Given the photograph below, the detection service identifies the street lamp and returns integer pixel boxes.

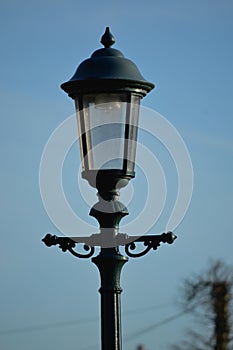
[42,27,176,350]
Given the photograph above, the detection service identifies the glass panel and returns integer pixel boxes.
[124,94,140,172]
[76,93,141,173]
[76,93,128,171]
[75,99,93,171]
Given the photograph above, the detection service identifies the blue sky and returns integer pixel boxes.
[1,1,233,350]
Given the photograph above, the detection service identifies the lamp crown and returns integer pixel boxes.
[101,27,115,48]
[61,27,154,98]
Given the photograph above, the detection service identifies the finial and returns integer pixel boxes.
[100,27,115,48]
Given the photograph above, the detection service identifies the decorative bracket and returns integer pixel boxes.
[124,232,177,258]
[42,234,95,259]
[42,232,176,259]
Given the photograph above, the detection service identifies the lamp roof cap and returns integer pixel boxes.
[61,27,154,98]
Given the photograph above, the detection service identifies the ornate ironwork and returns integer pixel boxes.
[42,232,176,259]
[42,234,95,259]
[124,232,177,258]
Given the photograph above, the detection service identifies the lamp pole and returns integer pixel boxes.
[92,249,127,350]
[42,27,176,350]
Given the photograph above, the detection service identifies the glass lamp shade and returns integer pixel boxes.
[75,92,141,188]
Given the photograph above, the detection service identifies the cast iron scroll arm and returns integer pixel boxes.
[42,234,95,259]
[124,232,177,258]
[42,232,176,258]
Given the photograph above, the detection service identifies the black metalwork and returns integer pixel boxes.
[42,231,176,350]
[100,26,115,48]
[42,234,95,259]
[42,232,176,258]
[43,27,177,350]
[61,27,154,192]
[61,27,154,98]
[92,248,128,350]
[124,232,177,258]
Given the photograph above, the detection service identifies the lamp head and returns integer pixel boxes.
[61,27,154,191]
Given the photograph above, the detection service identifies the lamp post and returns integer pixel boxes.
[42,27,176,350]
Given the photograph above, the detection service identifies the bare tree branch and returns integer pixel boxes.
[171,260,233,350]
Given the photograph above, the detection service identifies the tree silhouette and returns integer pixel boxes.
[171,260,233,350]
